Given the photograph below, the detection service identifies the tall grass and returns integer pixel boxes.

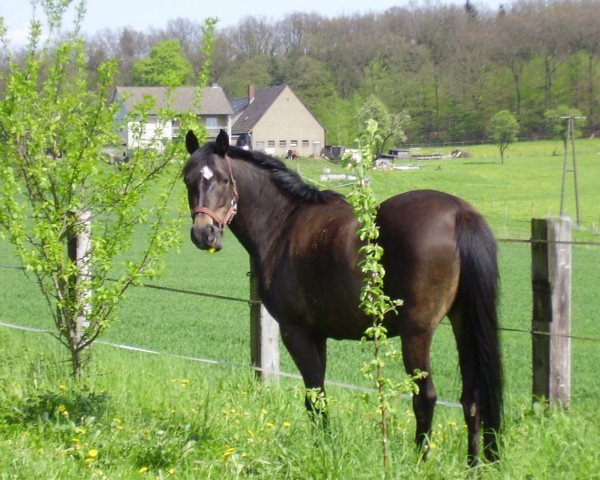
[1,328,599,478]
[1,138,599,476]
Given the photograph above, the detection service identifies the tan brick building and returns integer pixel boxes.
[230,85,324,157]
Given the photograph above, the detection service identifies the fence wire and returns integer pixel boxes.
[0,320,462,408]
[1,235,600,345]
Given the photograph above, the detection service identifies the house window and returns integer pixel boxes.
[255,141,265,150]
[205,117,218,129]
[279,140,287,148]
[172,119,181,138]
[268,140,275,148]
[302,140,309,147]
[290,140,298,148]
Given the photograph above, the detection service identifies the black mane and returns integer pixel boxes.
[184,142,344,204]
[229,145,343,203]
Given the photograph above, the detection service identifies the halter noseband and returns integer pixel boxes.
[191,154,239,231]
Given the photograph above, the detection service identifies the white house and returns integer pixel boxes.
[113,85,233,150]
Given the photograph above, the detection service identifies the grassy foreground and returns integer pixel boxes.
[1,138,599,477]
[1,329,599,479]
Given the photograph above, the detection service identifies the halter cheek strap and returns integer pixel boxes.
[191,155,239,232]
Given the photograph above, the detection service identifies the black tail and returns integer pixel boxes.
[455,209,503,459]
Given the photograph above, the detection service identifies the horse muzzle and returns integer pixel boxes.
[190,223,223,252]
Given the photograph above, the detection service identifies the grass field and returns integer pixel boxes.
[1,138,599,477]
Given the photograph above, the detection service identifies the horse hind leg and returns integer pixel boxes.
[458,351,482,467]
[449,312,483,467]
[401,332,437,458]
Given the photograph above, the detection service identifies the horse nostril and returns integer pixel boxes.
[190,224,222,251]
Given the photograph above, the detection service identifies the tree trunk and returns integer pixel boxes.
[511,67,523,121]
[587,54,597,133]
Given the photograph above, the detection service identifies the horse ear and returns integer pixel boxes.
[214,129,230,155]
[186,130,200,154]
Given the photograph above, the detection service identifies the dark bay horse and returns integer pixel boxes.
[183,129,502,466]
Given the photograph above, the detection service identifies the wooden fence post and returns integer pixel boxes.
[531,217,571,408]
[249,263,280,384]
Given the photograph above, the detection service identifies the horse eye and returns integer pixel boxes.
[222,177,230,185]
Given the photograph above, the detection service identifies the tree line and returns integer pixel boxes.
[8,0,600,146]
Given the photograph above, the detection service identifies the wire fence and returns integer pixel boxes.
[1,235,598,409]
[1,235,600,345]
[0,319,463,408]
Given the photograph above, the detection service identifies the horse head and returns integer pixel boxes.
[183,130,238,252]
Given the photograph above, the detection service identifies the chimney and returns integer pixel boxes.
[248,84,255,104]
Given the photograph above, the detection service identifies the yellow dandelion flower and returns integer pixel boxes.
[266,422,275,428]
[247,429,254,437]
[76,427,87,434]
[58,384,67,391]
[71,437,80,443]
[87,448,98,458]
[261,408,268,415]
[57,405,66,413]
[138,466,148,474]
[283,421,291,428]
[222,447,235,460]
[168,468,176,475]
[111,418,123,430]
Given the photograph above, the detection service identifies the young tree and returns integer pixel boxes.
[358,95,409,157]
[0,2,215,377]
[488,109,519,164]
[131,38,193,86]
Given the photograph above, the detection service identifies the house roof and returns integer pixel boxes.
[230,85,287,134]
[115,86,233,115]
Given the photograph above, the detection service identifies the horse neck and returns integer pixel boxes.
[228,157,297,262]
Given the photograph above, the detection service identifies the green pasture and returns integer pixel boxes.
[1,139,599,477]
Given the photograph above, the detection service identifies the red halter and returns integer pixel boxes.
[191,154,239,231]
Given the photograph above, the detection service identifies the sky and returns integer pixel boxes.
[2,0,504,45]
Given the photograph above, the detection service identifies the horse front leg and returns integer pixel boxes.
[279,324,328,423]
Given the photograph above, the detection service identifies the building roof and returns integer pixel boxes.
[115,85,233,115]
[230,85,287,134]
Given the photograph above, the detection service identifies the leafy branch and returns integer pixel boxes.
[343,119,425,476]
[0,2,215,377]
